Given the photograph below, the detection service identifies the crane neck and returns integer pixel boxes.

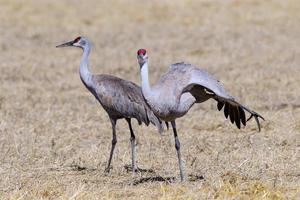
[140,60,153,99]
[80,45,93,88]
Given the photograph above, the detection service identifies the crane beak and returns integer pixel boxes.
[56,40,74,48]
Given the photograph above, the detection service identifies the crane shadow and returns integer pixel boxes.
[68,164,97,172]
[132,176,176,185]
[188,174,205,182]
[48,164,97,172]
[130,173,204,185]
[124,164,156,174]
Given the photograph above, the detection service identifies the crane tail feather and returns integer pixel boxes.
[165,122,169,130]
[147,110,164,134]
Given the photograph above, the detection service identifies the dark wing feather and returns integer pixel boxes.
[234,106,240,129]
[224,103,229,119]
[216,99,263,131]
[168,63,264,131]
[217,101,224,111]
[239,107,246,126]
[229,105,235,124]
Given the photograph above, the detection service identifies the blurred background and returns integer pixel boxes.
[0,0,299,199]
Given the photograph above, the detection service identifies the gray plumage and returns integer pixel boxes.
[137,49,264,181]
[153,62,262,130]
[56,37,163,174]
[89,74,163,131]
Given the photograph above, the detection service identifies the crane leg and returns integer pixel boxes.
[105,118,117,173]
[171,120,184,182]
[126,118,136,175]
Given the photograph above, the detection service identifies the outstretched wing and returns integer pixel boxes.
[172,63,264,131]
[215,97,264,131]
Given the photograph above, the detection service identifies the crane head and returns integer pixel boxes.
[137,49,148,66]
[56,36,86,48]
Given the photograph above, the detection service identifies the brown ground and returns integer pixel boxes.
[0,0,300,199]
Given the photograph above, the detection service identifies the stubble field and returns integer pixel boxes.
[0,0,300,199]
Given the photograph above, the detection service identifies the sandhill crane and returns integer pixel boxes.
[136,49,264,181]
[56,37,163,174]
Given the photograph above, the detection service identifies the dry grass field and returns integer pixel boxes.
[1,0,300,199]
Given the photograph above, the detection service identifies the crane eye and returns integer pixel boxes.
[74,36,81,43]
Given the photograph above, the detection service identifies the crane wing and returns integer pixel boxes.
[93,75,163,134]
[171,63,264,131]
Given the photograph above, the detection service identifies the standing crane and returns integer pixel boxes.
[136,49,264,181]
[56,37,163,174]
